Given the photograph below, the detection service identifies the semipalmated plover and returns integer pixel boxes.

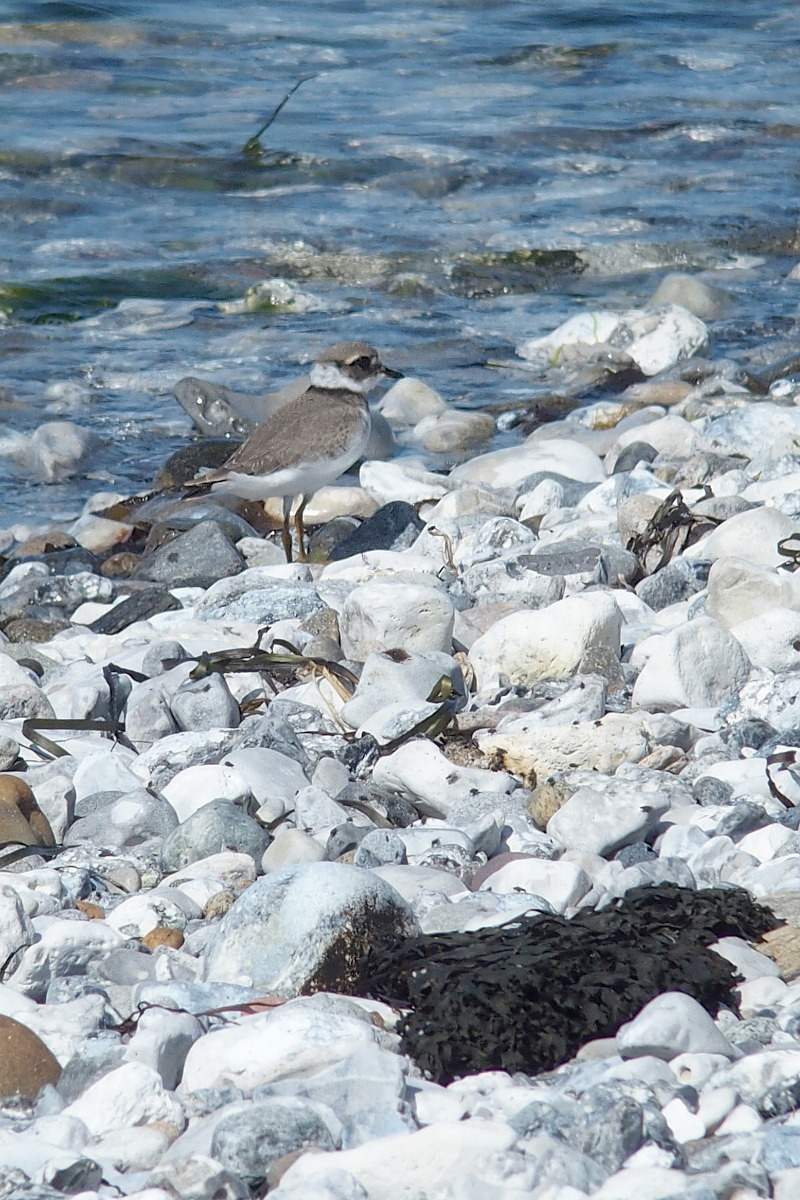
[191,341,402,561]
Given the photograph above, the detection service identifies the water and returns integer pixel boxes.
[0,0,798,528]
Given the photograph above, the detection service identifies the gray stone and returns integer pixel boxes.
[353,829,407,868]
[141,639,189,677]
[326,822,370,859]
[0,682,55,720]
[229,711,310,768]
[56,1035,126,1102]
[65,787,179,849]
[650,272,734,320]
[88,587,181,635]
[133,520,244,589]
[328,502,424,561]
[124,677,180,749]
[145,1156,248,1200]
[636,558,708,611]
[529,539,639,585]
[612,441,657,474]
[211,1098,337,1184]
[170,673,241,733]
[759,1126,800,1171]
[203,862,416,994]
[29,570,113,615]
[516,472,596,506]
[160,800,269,872]
[567,1084,650,1173]
[462,550,566,609]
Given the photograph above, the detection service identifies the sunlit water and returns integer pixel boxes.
[0,0,798,527]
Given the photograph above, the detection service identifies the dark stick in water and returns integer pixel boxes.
[242,75,317,156]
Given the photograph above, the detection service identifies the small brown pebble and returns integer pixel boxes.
[0,1015,61,1100]
[11,531,76,557]
[3,618,70,643]
[100,551,141,578]
[75,900,105,920]
[528,777,574,828]
[621,379,693,408]
[203,889,236,920]
[0,775,54,846]
[142,927,184,950]
[266,1148,308,1190]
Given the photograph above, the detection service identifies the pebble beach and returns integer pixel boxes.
[3,3,800,1199]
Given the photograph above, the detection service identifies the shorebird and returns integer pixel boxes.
[190,341,402,561]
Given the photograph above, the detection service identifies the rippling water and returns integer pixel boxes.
[0,0,798,527]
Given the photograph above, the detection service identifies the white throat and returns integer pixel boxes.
[309,362,375,393]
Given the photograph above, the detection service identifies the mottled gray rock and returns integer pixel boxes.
[0,681,55,720]
[203,862,416,994]
[636,558,709,610]
[124,677,179,748]
[145,1155,249,1200]
[194,566,324,623]
[229,710,310,768]
[134,520,244,589]
[353,829,407,868]
[141,639,189,676]
[211,1098,337,1184]
[170,673,240,733]
[0,733,20,771]
[56,1035,126,1102]
[462,550,566,609]
[65,787,179,849]
[160,800,269,872]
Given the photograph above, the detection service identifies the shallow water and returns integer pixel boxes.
[0,0,798,527]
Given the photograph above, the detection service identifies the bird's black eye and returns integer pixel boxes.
[353,356,374,371]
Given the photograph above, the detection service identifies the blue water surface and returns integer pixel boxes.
[0,0,797,525]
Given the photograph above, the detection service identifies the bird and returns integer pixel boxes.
[189,341,402,562]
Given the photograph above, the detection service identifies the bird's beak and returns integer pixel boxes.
[381,365,404,379]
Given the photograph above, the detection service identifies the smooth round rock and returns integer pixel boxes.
[650,272,733,320]
[617,992,738,1061]
[170,674,240,733]
[160,800,269,873]
[133,520,244,589]
[0,1014,61,1100]
[211,1098,336,1183]
[0,775,54,847]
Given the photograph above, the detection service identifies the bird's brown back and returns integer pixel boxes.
[221,386,368,476]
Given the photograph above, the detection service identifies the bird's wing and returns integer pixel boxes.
[222,388,368,475]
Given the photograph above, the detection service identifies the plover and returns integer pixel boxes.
[191,341,402,561]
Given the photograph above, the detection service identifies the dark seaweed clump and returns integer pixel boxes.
[356,884,779,1084]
